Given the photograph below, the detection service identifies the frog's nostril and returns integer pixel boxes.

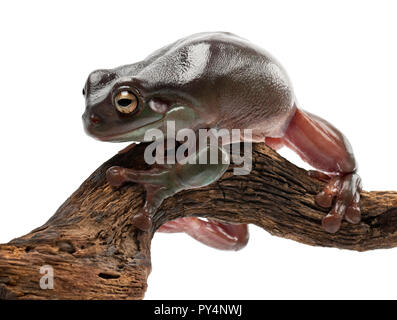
[90,113,101,125]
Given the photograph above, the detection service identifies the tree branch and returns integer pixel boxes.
[1,143,396,300]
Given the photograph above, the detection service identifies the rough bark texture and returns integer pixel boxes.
[1,143,397,300]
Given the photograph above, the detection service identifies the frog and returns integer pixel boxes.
[82,32,362,251]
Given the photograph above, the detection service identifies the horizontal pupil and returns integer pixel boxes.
[118,98,132,107]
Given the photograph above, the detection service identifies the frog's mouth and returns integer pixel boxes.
[96,117,165,143]
[90,105,198,143]
[83,103,164,143]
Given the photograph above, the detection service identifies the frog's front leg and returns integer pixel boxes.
[106,142,232,234]
[106,165,176,230]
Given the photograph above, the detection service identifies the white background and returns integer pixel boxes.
[1,0,396,299]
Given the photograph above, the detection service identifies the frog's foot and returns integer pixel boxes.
[106,166,173,231]
[106,143,230,233]
[315,172,362,233]
[159,218,249,251]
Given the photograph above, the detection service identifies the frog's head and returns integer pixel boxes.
[82,68,197,143]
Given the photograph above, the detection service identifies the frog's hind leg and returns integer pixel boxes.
[265,137,285,151]
[159,218,249,251]
[281,108,362,233]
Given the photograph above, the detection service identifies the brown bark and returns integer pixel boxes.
[1,143,396,300]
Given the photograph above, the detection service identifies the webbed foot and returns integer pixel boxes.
[105,143,230,237]
[314,172,362,233]
[106,166,173,231]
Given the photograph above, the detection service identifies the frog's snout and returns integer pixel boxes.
[82,111,101,126]
[88,113,101,125]
[82,110,103,139]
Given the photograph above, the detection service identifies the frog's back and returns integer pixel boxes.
[137,32,296,137]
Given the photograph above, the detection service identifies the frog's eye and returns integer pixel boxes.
[114,91,138,114]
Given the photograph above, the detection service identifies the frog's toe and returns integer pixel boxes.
[315,176,340,209]
[322,213,342,234]
[106,166,127,187]
[345,194,361,224]
[316,173,362,233]
[131,210,152,231]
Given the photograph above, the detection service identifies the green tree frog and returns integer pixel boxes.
[82,32,361,250]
